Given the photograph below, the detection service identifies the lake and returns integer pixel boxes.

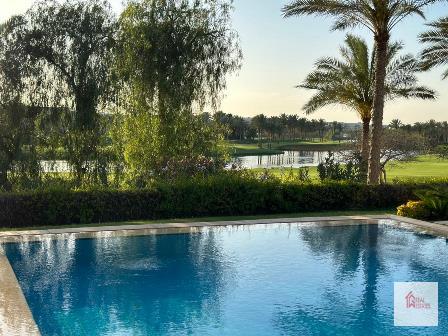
[40,151,342,172]
[41,160,71,173]
[231,151,341,169]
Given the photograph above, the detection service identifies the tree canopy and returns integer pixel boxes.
[299,34,435,166]
[114,0,242,181]
[7,0,118,185]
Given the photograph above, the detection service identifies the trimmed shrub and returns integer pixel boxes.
[397,186,448,220]
[397,201,432,220]
[0,177,446,228]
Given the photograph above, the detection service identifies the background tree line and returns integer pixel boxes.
[215,110,448,148]
[214,112,344,143]
[389,119,448,146]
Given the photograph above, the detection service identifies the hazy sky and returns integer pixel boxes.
[2,0,448,123]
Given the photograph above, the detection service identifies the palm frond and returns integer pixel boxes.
[302,92,339,114]
[282,0,375,32]
[298,32,436,118]
[283,0,441,34]
[419,17,448,77]
[386,86,436,100]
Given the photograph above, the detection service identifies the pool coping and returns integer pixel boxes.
[0,255,41,336]
[0,214,409,239]
[0,214,446,336]
[0,214,447,241]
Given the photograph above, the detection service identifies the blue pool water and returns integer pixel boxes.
[3,223,448,335]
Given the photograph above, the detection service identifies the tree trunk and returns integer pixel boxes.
[0,170,8,191]
[0,161,11,191]
[361,117,371,180]
[368,34,389,184]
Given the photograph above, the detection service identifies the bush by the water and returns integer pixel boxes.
[1,173,446,228]
[317,152,363,182]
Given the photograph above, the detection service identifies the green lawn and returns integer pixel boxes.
[251,155,448,182]
[385,155,448,180]
[1,209,395,232]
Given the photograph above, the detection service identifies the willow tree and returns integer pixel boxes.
[283,0,440,184]
[115,0,241,181]
[300,35,435,175]
[0,16,41,190]
[16,0,116,185]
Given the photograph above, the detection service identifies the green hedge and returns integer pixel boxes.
[0,177,445,228]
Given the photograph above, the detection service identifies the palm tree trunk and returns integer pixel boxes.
[368,35,389,184]
[361,118,370,161]
[361,117,370,179]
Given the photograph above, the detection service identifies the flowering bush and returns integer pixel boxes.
[397,186,448,220]
[397,201,432,220]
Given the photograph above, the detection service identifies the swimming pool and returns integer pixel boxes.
[2,219,448,335]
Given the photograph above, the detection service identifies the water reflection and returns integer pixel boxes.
[273,225,448,336]
[40,160,71,173]
[232,151,346,169]
[4,230,233,336]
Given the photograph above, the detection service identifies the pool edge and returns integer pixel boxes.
[0,215,446,243]
[0,214,388,239]
[0,254,41,336]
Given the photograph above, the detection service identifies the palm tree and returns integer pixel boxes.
[282,0,440,184]
[251,114,267,146]
[298,117,307,139]
[420,17,448,78]
[389,119,403,129]
[317,118,326,141]
[299,35,435,171]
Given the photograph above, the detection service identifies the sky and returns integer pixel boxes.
[2,0,448,123]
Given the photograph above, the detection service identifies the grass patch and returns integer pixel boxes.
[386,155,448,179]
[1,209,395,232]
[251,155,448,182]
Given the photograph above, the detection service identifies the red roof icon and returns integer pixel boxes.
[406,291,416,308]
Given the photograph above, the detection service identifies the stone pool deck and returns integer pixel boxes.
[0,253,40,336]
[0,214,447,335]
